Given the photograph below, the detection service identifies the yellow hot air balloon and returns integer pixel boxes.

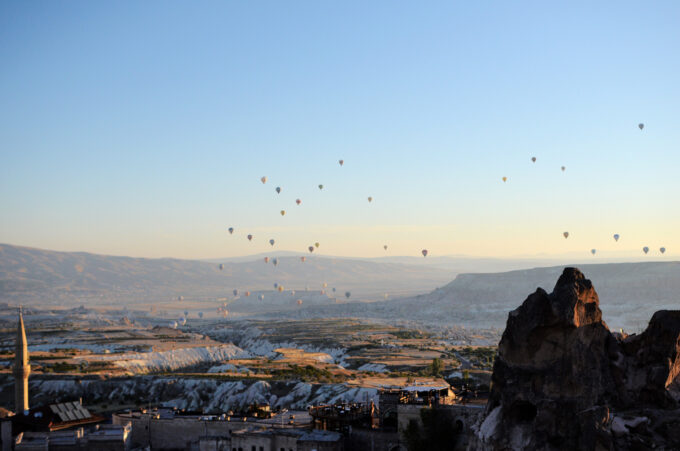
[502,177,507,183]
[280,210,286,216]
[322,282,328,288]
[278,286,284,292]
[261,176,267,184]
[315,242,320,248]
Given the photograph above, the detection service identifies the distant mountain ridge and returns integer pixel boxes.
[0,243,454,306]
[274,262,680,331]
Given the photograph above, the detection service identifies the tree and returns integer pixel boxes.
[429,358,443,376]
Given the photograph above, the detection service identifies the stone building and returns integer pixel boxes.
[13,423,132,451]
[112,407,340,451]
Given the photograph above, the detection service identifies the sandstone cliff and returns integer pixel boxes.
[470,268,680,450]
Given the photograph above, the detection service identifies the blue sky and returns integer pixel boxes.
[1,1,679,259]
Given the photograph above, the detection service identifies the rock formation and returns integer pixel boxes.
[470,267,680,450]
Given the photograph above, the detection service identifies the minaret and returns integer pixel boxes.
[13,307,30,413]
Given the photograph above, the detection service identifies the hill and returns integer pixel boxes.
[0,243,454,306]
[275,262,680,331]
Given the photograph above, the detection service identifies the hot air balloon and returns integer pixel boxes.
[264,257,270,263]
[170,321,178,329]
[233,289,239,296]
[321,289,325,295]
[178,296,184,301]
[280,210,286,216]
[308,246,314,253]
[643,246,649,254]
[274,283,278,288]
[269,239,275,246]
[531,157,536,163]
[318,184,324,190]
[261,176,267,184]
[502,177,507,183]
[384,293,389,299]
[338,159,344,166]
[383,245,388,251]
[638,123,644,130]
[276,187,281,194]
[368,196,373,202]
[296,199,301,205]
[219,263,224,270]
[258,294,265,301]
[561,166,566,172]
[245,291,250,297]
[300,256,306,262]
[591,249,597,255]
[198,312,204,319]
[422,249,428,257]
[322,282,328,288]
[660,247,666,254]
[291,290,296,296]
[273,258,278,266]
[345,291,351,299]
[297,299,303,305]
[247,234,253,241]
[228,227,234,234]
[278,286,284,292]
[332,287,336,293]
[184,310,188,317]
[222,310,228,318]
[613,234,620,242]
[180,317,187,326]
[563,232,569,239]
[315,242,320,248]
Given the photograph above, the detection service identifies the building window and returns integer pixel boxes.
[252,447,256,451]
[259,448,264,451]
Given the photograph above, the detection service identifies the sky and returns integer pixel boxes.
[1,1,679,260]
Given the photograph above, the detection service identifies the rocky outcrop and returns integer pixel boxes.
[470,268,680,450]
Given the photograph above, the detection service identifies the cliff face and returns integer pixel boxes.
[471,268,680,450]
